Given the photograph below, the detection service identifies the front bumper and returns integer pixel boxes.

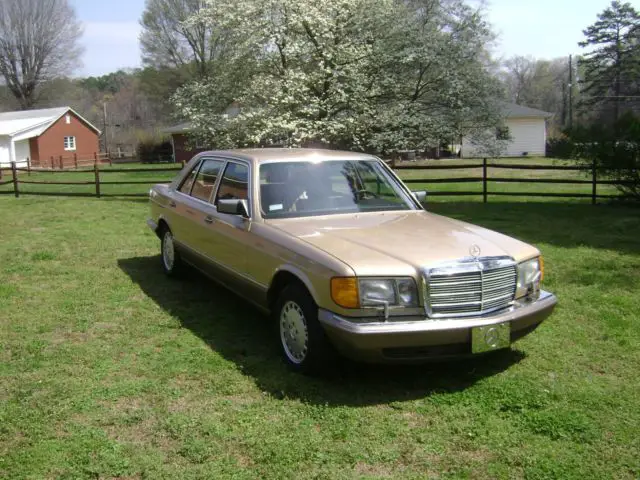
[146,218,158,232]
[318,290,557,363]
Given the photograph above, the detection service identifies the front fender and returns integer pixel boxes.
[271,264,323,306]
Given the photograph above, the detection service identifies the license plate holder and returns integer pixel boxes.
[471,322,511,354]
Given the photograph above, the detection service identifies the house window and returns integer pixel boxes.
[65,114,71,124]
[64,136,76,151]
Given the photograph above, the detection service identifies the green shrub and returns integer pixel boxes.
[546,136,574,159]
[135,131,173,163]
[567,113,640,200]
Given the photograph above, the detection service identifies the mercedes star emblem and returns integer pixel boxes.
[484,327,500,348]
[469,244,481,258]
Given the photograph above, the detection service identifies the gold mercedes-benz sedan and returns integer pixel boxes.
[147,148,556,373]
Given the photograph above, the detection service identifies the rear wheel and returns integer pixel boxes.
[160,228,184,277]
[275,283,337,374]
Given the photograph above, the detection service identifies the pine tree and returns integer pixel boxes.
[578,1,640,124]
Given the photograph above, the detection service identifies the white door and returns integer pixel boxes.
[0,136,10,168]
[14,139,31,167]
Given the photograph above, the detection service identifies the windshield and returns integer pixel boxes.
[259,160,417,219]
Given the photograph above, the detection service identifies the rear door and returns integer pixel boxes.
[165,158,202,245]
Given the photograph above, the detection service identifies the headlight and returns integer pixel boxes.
[330,277,419,309]
[397,278,418,306]
[516,257,543,299]
[360,279,396,305]
[360,278,418,307]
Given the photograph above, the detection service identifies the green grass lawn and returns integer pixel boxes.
[1,193,639,479]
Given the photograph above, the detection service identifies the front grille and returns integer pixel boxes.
[425,257,517,317]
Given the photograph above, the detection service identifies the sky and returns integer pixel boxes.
[72,0,639,77]
[483,0,640,61]
[71,0,145,77]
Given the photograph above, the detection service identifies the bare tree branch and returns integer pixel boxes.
[0,0,83,109]
[140,0,230,77]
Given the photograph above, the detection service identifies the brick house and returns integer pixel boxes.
[164,121,207,164]
[0,107,101,168]
[164,104,240,163]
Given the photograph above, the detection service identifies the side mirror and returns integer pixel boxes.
[412,190,427,203]
[218,199,249,217]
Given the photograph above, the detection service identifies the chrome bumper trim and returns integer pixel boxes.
[146,218,158,232]
[318,291,556,336]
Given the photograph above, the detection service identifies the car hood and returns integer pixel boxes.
[268,210,539,276]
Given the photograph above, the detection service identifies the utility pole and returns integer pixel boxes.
[568,55,573,131]
[103,102,108,155]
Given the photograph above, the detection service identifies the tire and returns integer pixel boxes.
[160,227,184,277]
[274,283,338,375]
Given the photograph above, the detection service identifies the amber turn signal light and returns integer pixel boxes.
[331,277,359,309]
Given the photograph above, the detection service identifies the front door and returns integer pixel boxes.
[208,161,252,277]
[168,158,224,255]
[177,158,226,259]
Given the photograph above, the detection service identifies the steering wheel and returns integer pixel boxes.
[356,189,380,200]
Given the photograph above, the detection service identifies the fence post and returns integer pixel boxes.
[11,161,19,198]
[50,156,54,169]
[108,152,112,167]
[181,159,186,169]
[482,158,488,204]
[0,165,3,180]
[74,153,78,169]
[27,157,31,176]
[592,159,597,205]
[59,155,64,169]
[94,152,98,167]
[94,162,101,198]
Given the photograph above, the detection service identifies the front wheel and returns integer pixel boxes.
[275,284,338,374]
[160,228,184,277]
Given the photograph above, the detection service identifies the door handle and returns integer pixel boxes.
[204,216,214,224]
[169,200,176,208]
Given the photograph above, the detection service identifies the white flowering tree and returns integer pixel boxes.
[172,0,503,153]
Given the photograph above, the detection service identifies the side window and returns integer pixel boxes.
[178,161,200,194]
[191,159,224,202]
[215,162,249,205]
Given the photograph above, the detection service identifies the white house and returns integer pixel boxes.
[461,103,553,158]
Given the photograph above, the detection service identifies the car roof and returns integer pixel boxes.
[199,148,378,165]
